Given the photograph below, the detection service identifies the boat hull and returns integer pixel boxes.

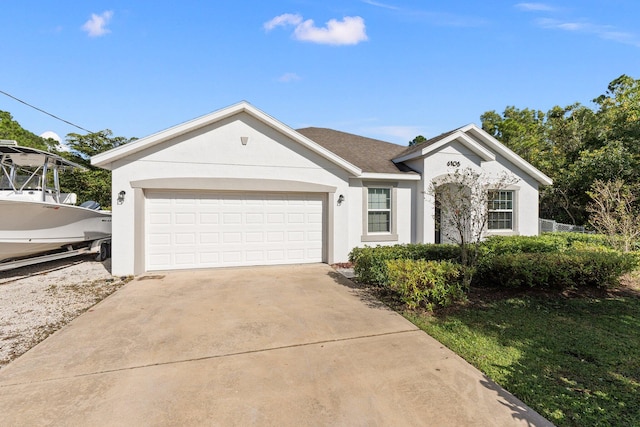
[0,199,111,262]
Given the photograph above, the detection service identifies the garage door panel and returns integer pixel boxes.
[246,213,264,224]
[175,233,196,245]
[223,232,242,243]
[288,231,304,241]
[146,191,324,270]
[199,213,219,224]
[149,213,171,225]
[222,251,242,263]
[175,253,196,265]
[245,251,264,262]
[267,231,284,242]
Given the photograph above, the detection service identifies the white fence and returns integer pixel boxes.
[539,218,586,233]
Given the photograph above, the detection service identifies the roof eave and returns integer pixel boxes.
[91,101,363,176]
[392,124,553,186]
[359,172,421,181]
[392,131,495,163]
[464,124,553,186]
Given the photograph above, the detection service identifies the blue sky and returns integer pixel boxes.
[1,1,638,146]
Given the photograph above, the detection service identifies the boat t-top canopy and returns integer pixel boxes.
[0,141,85,202]
[0,140,84,170]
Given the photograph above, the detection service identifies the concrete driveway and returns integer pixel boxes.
[0,264,551,426]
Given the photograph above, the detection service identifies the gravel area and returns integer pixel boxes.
[0,256,131,369]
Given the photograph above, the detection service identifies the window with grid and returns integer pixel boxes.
[367,188,391,233]
[488,190,513,230]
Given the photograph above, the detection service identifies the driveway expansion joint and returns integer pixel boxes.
[0,328,422,388]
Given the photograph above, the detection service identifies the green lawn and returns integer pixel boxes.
[405,292,640,427]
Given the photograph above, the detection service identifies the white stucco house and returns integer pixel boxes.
[92,101,552,276]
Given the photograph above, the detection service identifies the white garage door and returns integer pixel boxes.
[145,191,324,270]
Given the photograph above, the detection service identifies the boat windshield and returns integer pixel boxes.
[0,145,83,201]
[0,162,54,193]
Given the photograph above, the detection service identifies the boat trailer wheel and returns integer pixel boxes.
[99,241,111,261]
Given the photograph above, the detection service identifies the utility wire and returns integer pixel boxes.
[0,89,94,134]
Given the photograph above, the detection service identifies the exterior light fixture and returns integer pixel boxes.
[337,194,345,206]
[241,136,249,145]
[117,190,126,204]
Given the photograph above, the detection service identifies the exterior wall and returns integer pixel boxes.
[417,140,541,244]
[106,112,544,275]
[109,112,353,275]
[403,158,426,243]
[345,178,417,255]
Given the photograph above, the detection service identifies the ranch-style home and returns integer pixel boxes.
[92,101,552,276]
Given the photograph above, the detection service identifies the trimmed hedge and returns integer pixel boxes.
[349,234,639,292]
[474,251,638,289]
[479,233,616,257]
[349,244,461,285]
[552,232,612,248]
[480,234,568,256]
[386,259,465,310]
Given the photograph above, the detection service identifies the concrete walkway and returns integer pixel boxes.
[0,264,552,426]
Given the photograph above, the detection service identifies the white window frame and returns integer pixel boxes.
[361,182,398,242]
[487,190,515,231]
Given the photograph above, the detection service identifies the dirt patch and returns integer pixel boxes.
[0,256,131,370]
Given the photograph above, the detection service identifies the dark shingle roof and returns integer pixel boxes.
[296,127,416,174]
[394,127,462,159]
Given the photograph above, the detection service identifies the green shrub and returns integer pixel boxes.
[385,259,465,310]
[474,251,638,289]
[479,233,622,258]
[480,234,569,257]
[553,232,612,248]
[569,241,616,253]
[349,244,460,285]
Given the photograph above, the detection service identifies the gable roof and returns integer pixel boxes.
[296,127,416,175]
[90,101,550,186]
[393,124,553,186]
[395,128,460,159]
[91,101,362,176]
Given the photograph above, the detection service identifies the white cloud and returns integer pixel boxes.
[361,0,399,10]
[517,4,640,48]
[264,13,303,31]
[537,18,587,31]
[264,14,368,46]
[278,72,301,82]
[82,11,113,37]
[515,3,555,12]
[535,18,640,47]
[600,31,638,45]
[294,16,368,45]
[40,131,61,142]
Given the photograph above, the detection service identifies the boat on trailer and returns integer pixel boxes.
[0,140,111,270]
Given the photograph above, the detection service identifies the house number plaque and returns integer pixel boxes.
[447,160,461,167]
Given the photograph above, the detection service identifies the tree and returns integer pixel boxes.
[409,135,427,146]
[0,111,60,151]
[593,74,640,151]
[63,130,132,166]
[481,107,551,170]
[428,167,518,287]
[58,130,136,209]
[587,179,640,252]
[0,110,134,209]
[480,75,640,226]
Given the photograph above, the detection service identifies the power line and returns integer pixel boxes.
[0,89,94,134]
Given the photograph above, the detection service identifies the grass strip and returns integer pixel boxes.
[406,295,640,427]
